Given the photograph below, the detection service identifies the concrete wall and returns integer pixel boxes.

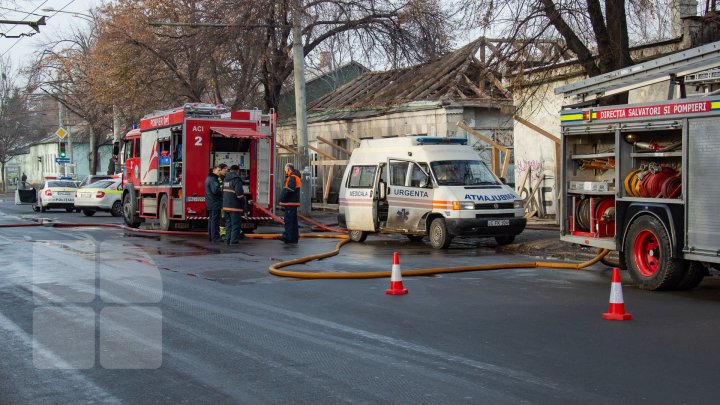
[278,104,513,202]
[278,104,511,154]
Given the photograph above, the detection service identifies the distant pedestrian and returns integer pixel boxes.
[222,165,246,244]
[278,163,301,244]
[21,172,27,183]
[205,165,223,242]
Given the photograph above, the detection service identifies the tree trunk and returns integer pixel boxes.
[89,127,97,175]
[605,0,633,71]
[0,161,5,193]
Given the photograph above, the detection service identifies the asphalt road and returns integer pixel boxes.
[1,196,720,404]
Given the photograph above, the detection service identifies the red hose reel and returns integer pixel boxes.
[570,197,615,238]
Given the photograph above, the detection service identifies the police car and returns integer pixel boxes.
[33,180,78,212]
[74,179,123,216]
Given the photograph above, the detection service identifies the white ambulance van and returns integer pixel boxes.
[338,136,526,249]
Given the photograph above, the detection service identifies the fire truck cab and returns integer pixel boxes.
[121,103,275,232]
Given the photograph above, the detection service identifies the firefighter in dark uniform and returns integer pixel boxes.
[279,163,301,244]
[222,165,246,244]
[204,165,223,242]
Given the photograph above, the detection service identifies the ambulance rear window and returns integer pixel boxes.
[348,165,376,188]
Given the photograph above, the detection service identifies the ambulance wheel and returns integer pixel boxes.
[111,201,122,217]
[429,218,452,249]
[83,209,96,217]
[495,235,515,245]
[159,195,175,231]
[624,215,686,290]
[122,192,141,228]
[349,230,368,242]
[65,207,74,213]
[406,235,424,242]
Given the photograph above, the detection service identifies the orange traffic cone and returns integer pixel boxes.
[385,252,408,295]
[602,268,632,321]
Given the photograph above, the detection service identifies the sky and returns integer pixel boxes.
[0,0,99,70]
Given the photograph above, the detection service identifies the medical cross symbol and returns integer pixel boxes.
[396,208,409,221]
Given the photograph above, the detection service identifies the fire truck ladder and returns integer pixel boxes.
[555,40,720,104]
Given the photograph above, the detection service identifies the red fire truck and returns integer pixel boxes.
[556,41,720,290]
[120,103,276,232]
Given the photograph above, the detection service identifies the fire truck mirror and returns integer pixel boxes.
[112,141,120,156]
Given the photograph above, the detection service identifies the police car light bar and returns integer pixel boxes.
[415,137,467,145]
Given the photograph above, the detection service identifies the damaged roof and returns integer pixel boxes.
[308,39,511,117]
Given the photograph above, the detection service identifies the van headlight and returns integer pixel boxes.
[452,201,475,210]
[513,200,524,209]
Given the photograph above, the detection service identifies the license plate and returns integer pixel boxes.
[82,193,92,198]
[488,219,510,227]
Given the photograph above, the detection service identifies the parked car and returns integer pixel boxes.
[33,180,78,212]
[78,174,114,188]
[74,179,123,216]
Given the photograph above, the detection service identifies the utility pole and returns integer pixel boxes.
[292,0,311,216]
[112,104,121,174]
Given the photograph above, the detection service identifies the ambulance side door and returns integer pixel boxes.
[386,159,433,232]
[342,164,379,232]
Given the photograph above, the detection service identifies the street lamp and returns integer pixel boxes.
[41,8,94,22]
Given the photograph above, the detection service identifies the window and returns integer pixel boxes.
[348,165,377,188]
[133,139,140,157]
[123,140,133,161]
[334,139,348,159]
[48,181,77,188]
[430,160,498,186]
[389,161,409,186]
[409,163,430,188]
[86,180,115,189]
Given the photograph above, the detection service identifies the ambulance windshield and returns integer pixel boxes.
[430,160,498,186]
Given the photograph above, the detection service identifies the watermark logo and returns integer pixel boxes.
[32,240,163,369]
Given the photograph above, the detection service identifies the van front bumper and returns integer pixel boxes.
[444,217,527,237]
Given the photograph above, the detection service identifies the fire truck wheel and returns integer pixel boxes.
[494,235,515,245]
[65,207,74,213]
[159,195,175,231]
[675,261,708,290]
[624,215,686,290]
[83,209,96,217]
[348,230,368,243]
[429,218,452,249]
[111,201,122,217]
[122,192,141,228]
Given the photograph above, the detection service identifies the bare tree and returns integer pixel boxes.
[28,19,115,175]
[91,0,451,114]
[455,0,675,77]
[0,59,43,191]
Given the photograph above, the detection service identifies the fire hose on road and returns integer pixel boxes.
[0,213,611,280]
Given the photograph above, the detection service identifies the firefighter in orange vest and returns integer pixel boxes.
[278,163,301,244]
